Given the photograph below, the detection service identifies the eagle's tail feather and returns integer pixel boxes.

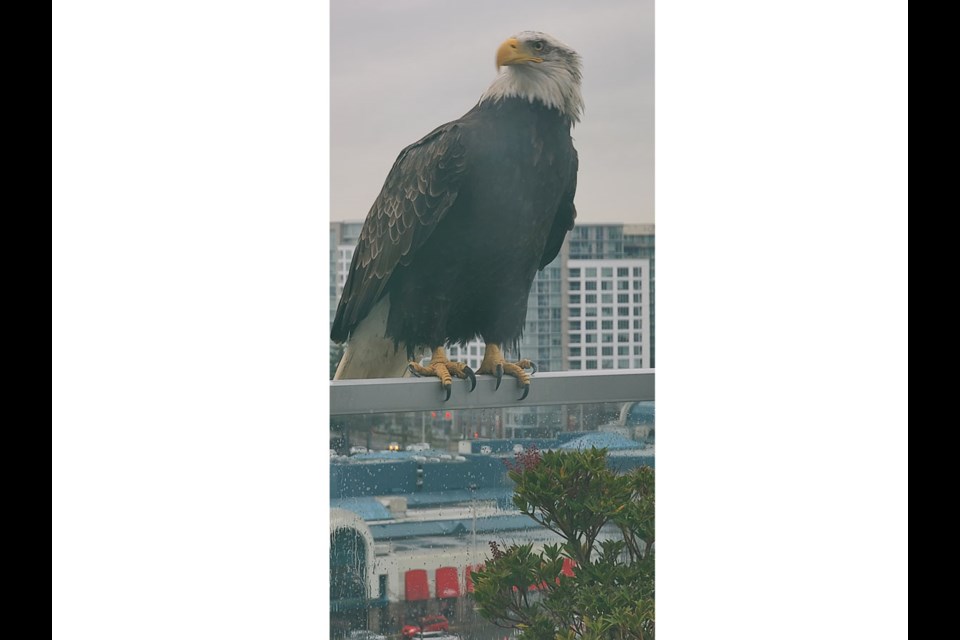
[332,297,413,380]
[334,337,411,380]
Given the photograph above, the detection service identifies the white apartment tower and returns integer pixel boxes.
[566,259,650,370]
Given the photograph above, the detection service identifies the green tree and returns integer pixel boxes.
[472,447,654,639]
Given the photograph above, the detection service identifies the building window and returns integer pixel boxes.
[586,360,598,370]
[570,308,580,317]
[601,281,612,291]
[634,346,642,355]
[602,293,613,304]
[585,281,597,291]
[602,334,613,343]
[618,358,630,368]
[618,320,629,330]
[601,267,613,277]
[633,268,641,276]
[569,295,581,304]
[618,281,630,291]
[570,360,582,370]
[602,346,613,356]
[585,334,597,343]
[602,320,613,330]
[618,333,629,343]
[586,347,597,356]
[602,359,613,369]
[585,268,597,278]
[585,307,597,317]
[569,347,581,357]
[569,321,581,331]
[569,281,580,291]
[618,346,629,356]
[585,320,597,330]
[634,333,642,342]
[601,307,613,317]
[570,268,580,278]
[633,294,642,303]
[618,306,630,316]
[570,334,581,343]
[585,294,597,304]
[618,294,629,303]
[634,320,642,329]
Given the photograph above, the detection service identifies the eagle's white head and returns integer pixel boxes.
[480,31,584,123]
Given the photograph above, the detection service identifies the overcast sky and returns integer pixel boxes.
[330,0,654,225]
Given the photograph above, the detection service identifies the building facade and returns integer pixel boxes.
[623,224,656,367]
[566,258,650,370]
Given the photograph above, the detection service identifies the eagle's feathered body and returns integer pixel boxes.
[332,32,581,382]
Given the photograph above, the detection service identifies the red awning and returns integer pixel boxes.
[465,564,483,593]
[435,567,460,598]
[405,569,430,601]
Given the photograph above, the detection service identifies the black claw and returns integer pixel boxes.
[408,363,421,377]
[494,363,503,390]
[464,366,477,392]
[518,383,530,401]
[529,361,539,375]
[443,383,451,402]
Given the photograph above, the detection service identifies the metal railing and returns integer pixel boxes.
[330,369,654,416]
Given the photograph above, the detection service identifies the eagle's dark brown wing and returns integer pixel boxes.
[539,147,578,269]
[331,123,468,342]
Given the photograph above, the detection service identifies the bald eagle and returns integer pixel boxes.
[331,31,582,401]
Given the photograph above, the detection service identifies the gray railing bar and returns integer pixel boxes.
[330,369,654,416]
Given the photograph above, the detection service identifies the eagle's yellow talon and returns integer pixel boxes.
[477,344,537,400]
[408,347,475,400]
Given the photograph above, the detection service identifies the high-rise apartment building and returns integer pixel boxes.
[623,224,656,367]
[566,258,650,370]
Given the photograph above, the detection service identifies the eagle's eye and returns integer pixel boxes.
[532,41,545,51]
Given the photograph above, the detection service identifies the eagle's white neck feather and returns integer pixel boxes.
[480,62,583,123]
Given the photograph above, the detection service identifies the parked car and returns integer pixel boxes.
[419,614,449,632]
[348,446,368,455]
[387,442,401,452]
[401,615,452,638]
[405,442,431,452]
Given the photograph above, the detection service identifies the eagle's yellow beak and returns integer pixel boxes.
[496,38,544,70]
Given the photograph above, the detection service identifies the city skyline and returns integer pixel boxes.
[330,0,654,225]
